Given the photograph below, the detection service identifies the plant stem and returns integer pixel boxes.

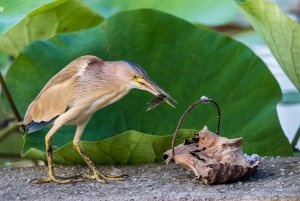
[0,72,22,122]
[171,97,221,157]
[0,121,18,142]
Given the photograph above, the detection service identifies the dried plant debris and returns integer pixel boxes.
[163,96,259,185]
[163,126,260,184]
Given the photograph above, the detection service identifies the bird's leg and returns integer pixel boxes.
[73,123,127,183]
[31,123,84,184]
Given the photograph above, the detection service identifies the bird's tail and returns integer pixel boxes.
[26,118,57,133]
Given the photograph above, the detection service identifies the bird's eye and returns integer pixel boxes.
[132,74,138,79]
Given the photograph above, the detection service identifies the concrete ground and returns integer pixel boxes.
[0,157,299,201]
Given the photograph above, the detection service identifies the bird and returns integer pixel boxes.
[23,55,175,184]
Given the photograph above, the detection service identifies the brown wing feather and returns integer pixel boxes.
[24,55,103,124]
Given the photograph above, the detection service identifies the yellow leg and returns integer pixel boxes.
[73,123,127,183]
[31,123,84,184]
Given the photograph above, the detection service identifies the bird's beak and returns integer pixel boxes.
[139,77,176,108]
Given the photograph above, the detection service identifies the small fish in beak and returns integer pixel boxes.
[147,94,176,111]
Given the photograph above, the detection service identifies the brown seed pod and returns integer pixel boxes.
[163,96,259,184]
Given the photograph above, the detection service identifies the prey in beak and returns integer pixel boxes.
[142,77,176,111]
[135,77,176,111]
[147,94,175,111]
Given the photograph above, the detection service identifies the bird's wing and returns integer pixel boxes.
[24,56,103,125]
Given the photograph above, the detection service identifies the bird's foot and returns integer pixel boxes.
[30,174,84,184]
[82,170,128,183]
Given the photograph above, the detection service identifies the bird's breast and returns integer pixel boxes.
[66,86,131,125]
[86,86,130,115]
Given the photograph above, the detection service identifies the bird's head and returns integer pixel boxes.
[112,60,176,108]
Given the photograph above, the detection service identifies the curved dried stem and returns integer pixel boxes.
[171,97,221,157]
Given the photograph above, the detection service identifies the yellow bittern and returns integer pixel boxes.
[24,55,175,184]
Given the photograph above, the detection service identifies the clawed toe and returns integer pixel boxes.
[82,171,128,183]
[30,175,85,184]
[31,171,128,184]
[104,173,128,181]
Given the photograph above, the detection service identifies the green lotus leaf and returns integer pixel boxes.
[24,129,196,164]
[236,0,300,91]
[83,0,240,26]
[0,48,9,74]
[0,0,103,57]
[4,9,292,164]
[0,0,53,35]
[0,49,10,118]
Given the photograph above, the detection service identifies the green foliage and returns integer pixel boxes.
[4,9,292,164]
[0,0,103,57]
[83,0,240,26]
[0,0,53,35]
[0,49,10,118]
[236,0,300,91]
[0,48,9,74]
[24,129,196,164]
[0,132,24,166]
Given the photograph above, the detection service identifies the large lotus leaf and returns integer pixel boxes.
[0,49,10,118]
[0,48,9,74]
[0,0,53,35]
[83,0,240,26]
[4,9,292,164]
[0,0,103,57]
[0,49,12,108]
[24,129,196,164]
[236,0,300,91]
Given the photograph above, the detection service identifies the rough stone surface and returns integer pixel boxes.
[0,157,299,201]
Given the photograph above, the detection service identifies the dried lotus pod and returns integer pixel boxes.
[163,97,259,184]
[197,126,248,167]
